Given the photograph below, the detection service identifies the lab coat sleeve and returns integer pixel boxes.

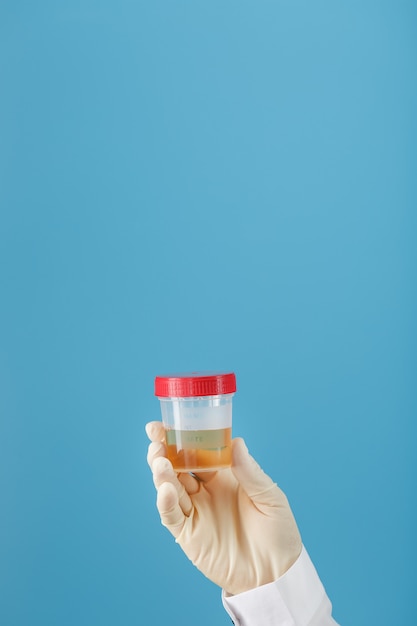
[222,546,340,626]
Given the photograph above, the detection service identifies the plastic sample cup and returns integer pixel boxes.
[154,372,236,473]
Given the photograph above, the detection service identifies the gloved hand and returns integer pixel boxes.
[146,421,302,596]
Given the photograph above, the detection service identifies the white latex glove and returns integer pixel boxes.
[146,421,302,596]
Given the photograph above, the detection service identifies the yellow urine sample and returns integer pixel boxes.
[165,427,232,472]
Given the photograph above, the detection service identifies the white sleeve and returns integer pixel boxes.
[222,546,340,626]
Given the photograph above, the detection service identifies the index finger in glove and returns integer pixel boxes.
[145,421,165,443]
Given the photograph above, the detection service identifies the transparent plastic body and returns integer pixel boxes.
[158,393,234,472]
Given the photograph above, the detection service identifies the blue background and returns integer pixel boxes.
[0,2,416,625]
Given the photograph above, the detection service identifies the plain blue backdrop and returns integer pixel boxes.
[0,1,416,625]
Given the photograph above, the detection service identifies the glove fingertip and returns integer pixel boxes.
[157,481,178,509]
[157,482,185,537]
[231,437,249,464]
[231,437,277,500]
[145,421,165,442]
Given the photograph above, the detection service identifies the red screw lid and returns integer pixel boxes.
[154,371,236,398]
